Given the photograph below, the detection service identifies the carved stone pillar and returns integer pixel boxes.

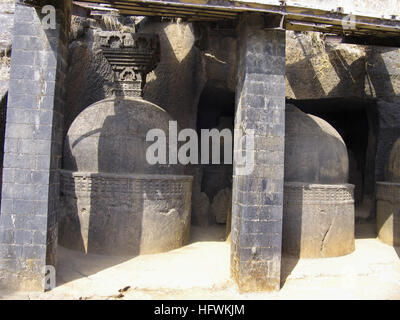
[231,13,286,292]
[0,0,72,291]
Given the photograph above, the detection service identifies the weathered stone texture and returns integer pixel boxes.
[376,182,400,247]
[282,106,355,258]
[63,14,137,134]
[231,14,285,292]
[365,48,400,189]
[284,105,349,184]
[376,135,400,247]
[65,18,206,143]
[0,0,14,54]
[386,135,400,183]
[59,171,192,255]
[283,183,355,258]
[0,1,72,291]
[210,187,232,224]
[193,29,370,101]
[135,20,211,227]
[61,93,191,255]
[375,99,400,182]
[286,32,367,100]
[196,23,237,93]
[135,19,206,131]
[0,0,14,100]
[0,55,10,102]
[64,26,114,136]
[366,47,400,101]
[63,98,183,175]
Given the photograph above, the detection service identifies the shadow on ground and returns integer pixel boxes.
[56,224,227,286]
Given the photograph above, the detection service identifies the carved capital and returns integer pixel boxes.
[99,32,160,98]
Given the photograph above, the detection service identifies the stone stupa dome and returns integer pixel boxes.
[284,104,349,184]
[63,97,183,175]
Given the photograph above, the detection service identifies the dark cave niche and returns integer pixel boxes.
[288,97,379,221]
[195,82,234,228]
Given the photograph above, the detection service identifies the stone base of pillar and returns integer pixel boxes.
[376,182,400,247]
[283,182,355,258]
[59,171,192,255]
[0,260,45,292]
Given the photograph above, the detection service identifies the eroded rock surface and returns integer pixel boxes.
[210,188,232,225]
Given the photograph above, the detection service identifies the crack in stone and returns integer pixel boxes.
[321,214,336,253]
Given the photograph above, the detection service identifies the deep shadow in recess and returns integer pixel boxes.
[193,83,235,240]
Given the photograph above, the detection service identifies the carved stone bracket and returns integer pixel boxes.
[99,31,160,98]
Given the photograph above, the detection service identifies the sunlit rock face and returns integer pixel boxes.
[376,137,400,247]
[283,105,355,258]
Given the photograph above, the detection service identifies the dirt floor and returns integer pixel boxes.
[0,222,399,300]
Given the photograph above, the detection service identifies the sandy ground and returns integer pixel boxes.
[0,223,399,300]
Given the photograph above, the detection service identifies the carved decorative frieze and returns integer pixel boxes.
[99,31,160,97]
[283,182,355,258]
[59,170,193,255]
[284,182,355,204]
[60,170,192,200]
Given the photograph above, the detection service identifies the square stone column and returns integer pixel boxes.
[0,0,71,291]
[231,13,286,292]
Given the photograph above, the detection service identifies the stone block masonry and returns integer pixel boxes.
[0,0,72,291]
[231,13,286,292]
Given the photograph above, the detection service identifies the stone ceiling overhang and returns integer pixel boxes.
[74,0,400,38]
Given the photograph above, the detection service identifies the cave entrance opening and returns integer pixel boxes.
[190,82,235,242]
